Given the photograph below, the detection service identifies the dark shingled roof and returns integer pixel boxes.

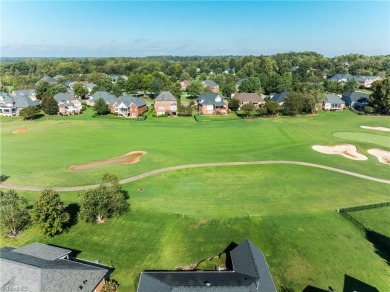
[197,93,226,107]
[1,243,108,292]
[202,80,218,88]
[155,91,177,101]
[54,92,74,102]
[13,89,36,96]
[92,91,117,105]
[342,91,369,102]
[13,95,39,108]
[325,93,345,104]
[137,240,276,292]
[117,96,146,108]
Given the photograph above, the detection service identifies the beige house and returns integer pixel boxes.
[232,92,266,109]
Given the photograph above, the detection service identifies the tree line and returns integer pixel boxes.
[0,174,129,237]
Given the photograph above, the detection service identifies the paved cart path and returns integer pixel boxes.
[1,160,390,192]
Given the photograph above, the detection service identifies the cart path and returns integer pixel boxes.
[1,160,390,192]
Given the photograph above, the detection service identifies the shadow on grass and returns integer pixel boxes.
[223,241,238,270]
[302,286,327,292]
[64,203,80,229]
[366,230,390,266]
[0,175,10,182]
[343,274,379,292]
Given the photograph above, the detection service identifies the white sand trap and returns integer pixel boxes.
[312,144,368,160]
[361,126,390,132]
[368,149,390,164]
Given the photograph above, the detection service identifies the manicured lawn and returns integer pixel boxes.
[333,131,390,148]
[348,206,390,237]
[2,111,389,187]
[1,111,389,291]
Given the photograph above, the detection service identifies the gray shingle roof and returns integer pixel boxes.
[197,93,226,106]
[13,242,71,260]
[117,96,146,108]
[137,240,276,292]
[12,89,36,96]
[13,95,39,108]
[342,91,369,102]
[325,94,345,104]
[92,91,117,105]
[54,92,74,102]
[40,76,57,83]
[202,80,218,88]
[329,74,354,82]
[1,243,108,292]
[155,91,177,101]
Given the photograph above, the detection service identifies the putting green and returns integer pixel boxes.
[333,132,390,148]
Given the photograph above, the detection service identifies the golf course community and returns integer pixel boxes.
[1,109,389,291]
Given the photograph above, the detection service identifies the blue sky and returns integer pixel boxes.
[1,1,389,57]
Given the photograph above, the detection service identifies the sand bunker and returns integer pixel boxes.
[68,151,146,171]
[12,128,28,134]
[361,126,390,132]
[312,144,368,160]
[368,149,390,164]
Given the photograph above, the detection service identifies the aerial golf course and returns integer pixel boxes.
[1,110,389,291]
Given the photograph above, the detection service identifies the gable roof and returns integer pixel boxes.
[40,76,57,83]
[92,91,117,105]
[1,243,108,292]
[54,92,74,102]
[137,240,276,292]
[342,91,369,102]
[202,80,218,88]
[197,93,226,106]
[12,89,36,96]
[13,95,39,108]
[232,92,265,104]
[324,94,345,104]
[155,91,177,102]
[116,96,146,108]
[329,74,354,82]
[270,91,288,103]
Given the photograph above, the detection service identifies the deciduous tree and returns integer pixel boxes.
[31,189,69,236]
[94,98,110,115]
[20,106,40,120]
[79,174,129,223]
[0,190,30,237]
[370,77,390,114]
[41,96,59,115]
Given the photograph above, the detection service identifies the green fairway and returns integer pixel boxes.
[333,131,390,148]
[1,111,390,291]
[348,206,390,237]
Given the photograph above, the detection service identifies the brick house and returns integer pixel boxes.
[202,80,219,93]
[113,96,147,118]
[197,93,228,115]
[232,92,266,109]
[154,91,178,116]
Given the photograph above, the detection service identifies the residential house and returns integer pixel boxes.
[0,242,108,292]
[11,89,37,101]
[323,94,345,111]
[85,83,97,96]
[270,91,288,105]
[109,74,119,83]
[180,80,191,91]
[113,96,147,118]
[154,91,178,116]
[232,92,265,109]
[0,92,17,116]
[197,93,228,115]
[37,76,57,84]
[54,93,82,115]
[353,75,383,88]
[89,91,117,107]
[341,91,370,109]
[137,239,276,292]
[329,74,354,83]
[202,80,219,93]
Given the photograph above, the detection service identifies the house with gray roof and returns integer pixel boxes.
[154,91,178,116]
[112,96,147,118]
[137,240,276,292]
[270,91,288,105]
[89,91,117,107]
[353,75,383,88]
[232,92,265,109]
[0,242,108,292]
[11,89,37,101]
[341,91,370,109]
[54,92,74,102]
[0,92,17,116]
[202,80,219,93]
[323,94,345,111]
[329,74,354,83]
[38,76,57,84]
[197,93,228,115]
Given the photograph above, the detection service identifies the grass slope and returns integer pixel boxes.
[1,111,389,291]
[348,206,390,237]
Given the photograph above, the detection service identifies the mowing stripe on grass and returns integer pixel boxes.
[1,160,389,192]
